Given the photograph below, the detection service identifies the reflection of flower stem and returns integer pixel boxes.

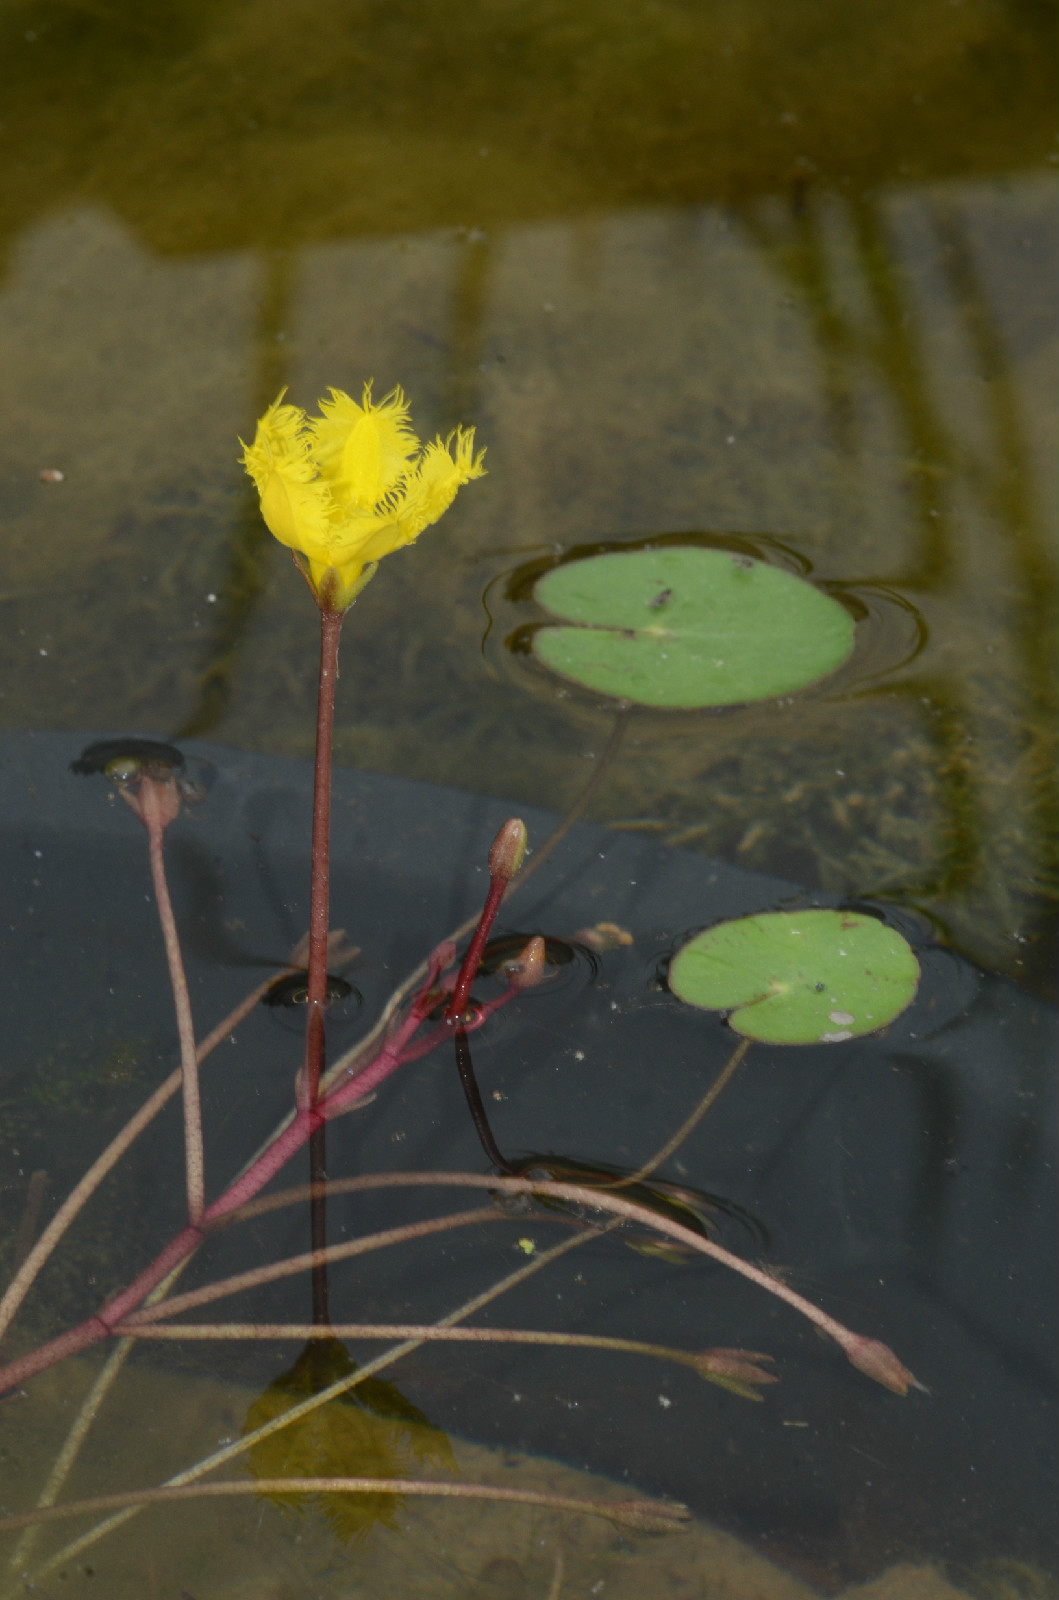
[0,1476,688,1539]
[309,1123,330,1326]
[454,1027,515,1172]
[175,249,293,742]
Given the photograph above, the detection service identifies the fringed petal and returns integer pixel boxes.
[322,428,485,569]
[389,427,487,547]
[240,394,334,562]
[332,511,406,569]
[311,384,420,509]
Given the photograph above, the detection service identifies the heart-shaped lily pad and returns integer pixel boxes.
[668,910,920,1044]
[531,547,855,708]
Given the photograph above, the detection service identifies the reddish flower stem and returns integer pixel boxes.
[305,608,344,1327]
[445,875,506,1023]
[0,959,307,1348]
[305,607,344,1102]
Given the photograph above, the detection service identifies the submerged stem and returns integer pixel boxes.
[0,951,313,1347]
[6,1259,193,1578]
[508,706,628,892]
[212,1171,921,1393]
[18,1230,599,1585]
[0,1476,687,1538]
[116,1208,507,1326]
[142,782,204,1225]
[619,1037,751,1188]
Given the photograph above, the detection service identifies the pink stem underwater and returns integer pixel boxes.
[142,784,205,1226]
[0,968,302,1350]
[0,960,448,1394]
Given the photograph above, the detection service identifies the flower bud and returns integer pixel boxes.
[842,1333,925,1395]
[506,935,547,990]
[488,818,528,882]
[692,1348,778,1390]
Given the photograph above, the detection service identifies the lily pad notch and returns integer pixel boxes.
[668,910,920,1044]
[531,546,856,708]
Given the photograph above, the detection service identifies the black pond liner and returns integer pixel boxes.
[0,731,1055,1587]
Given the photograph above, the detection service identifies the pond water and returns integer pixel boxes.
[0,1,1056,1596]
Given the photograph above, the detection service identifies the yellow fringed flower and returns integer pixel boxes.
[240,383,485,612]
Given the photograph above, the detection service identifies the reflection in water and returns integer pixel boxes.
[441,229,494,436]
[739,194,955,588]
[738,190,1057,971]
[175,250,293,737]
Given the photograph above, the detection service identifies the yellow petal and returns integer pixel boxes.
[319,429,485,570]
[330,510,406,569]
[240,395,334,561]
[385,427,487,551]
[311,384,420,509]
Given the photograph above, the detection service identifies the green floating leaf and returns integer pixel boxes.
[532,547,854,708]
[668,910,920,1044]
